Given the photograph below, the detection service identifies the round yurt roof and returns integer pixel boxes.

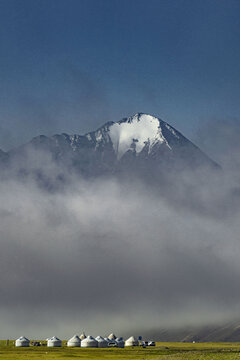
[49,336,61,341]
[108,333,117,340]
[96,336,108,347]
[15,336,30,347]
[47,336,62,347]
[96,336,104,341]
[125,336,139,346]
[96,336,107,342]
[15,336,30,345]
[81,335,98,347]
[82,335,97,341]
[48,336,61,344]
[67,335,81,344]
[16,336,29,342]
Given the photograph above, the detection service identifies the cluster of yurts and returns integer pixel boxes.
[15,333,139,347]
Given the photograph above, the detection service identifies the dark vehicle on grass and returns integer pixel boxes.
[108,341,118,347]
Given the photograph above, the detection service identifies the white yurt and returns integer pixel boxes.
[125,336,139,346]
[47,336,62,347]
[80,332,86,340]
[95,336,108,348]
[15,336,30,347]
[116,337,125,348]
[108,333,117,340]
[67,335,81,347]
[81,335,98,348]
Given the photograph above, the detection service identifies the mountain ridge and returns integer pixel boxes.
[0,113,218,183]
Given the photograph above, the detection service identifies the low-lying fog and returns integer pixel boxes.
[1,119,240,339]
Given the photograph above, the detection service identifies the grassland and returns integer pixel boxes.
[1,340,240,359]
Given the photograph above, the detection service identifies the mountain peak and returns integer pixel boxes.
[108,113,170,159]
[0,113,218,183]
[120,112,158,123]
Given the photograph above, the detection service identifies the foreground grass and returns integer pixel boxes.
[1,341,240,359]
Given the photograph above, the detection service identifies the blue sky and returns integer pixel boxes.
[0,0,240,150]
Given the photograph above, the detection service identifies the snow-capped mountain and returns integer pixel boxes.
[86,113,173,159]
[2,113,217,183]
[84,113,211,164]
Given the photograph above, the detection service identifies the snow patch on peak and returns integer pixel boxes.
[95,130,103,142]
[69,135,81,151]
[109,113,170,158]
[165,124,180,139]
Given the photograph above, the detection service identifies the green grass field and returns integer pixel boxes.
[1,340,240,359]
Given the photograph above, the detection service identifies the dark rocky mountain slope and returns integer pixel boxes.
[1,113,218,185]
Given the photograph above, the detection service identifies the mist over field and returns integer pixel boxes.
[1,120,240,339]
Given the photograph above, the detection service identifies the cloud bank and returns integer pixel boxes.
[0,120,240,339]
